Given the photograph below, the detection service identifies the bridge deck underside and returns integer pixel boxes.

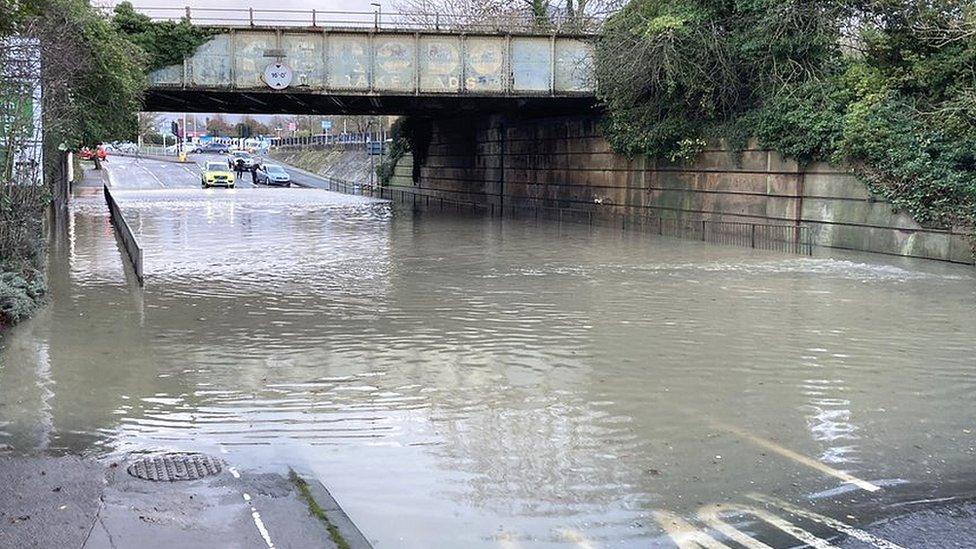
[144,89,598,116]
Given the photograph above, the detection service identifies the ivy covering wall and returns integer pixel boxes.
[595,0,976,234]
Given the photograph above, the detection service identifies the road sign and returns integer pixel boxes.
[367,141,386,155]
[263,62,293,90]
[321,120,332,131]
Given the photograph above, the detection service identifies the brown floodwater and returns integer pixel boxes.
[1,183,975,547]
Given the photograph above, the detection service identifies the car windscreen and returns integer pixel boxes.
[266,166,286,174]
[206,163,225,171]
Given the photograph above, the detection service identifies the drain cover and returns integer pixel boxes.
[127,453,223,482]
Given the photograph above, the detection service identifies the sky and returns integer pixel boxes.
[100,0,401,119]
[96,0,409,34]
[100,0,398,13]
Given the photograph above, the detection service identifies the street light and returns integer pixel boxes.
[366,118,375,189]
[371,2,381,30]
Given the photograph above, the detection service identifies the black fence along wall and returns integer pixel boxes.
[388,114,972,264]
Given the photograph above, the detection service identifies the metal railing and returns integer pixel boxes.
[325,181,814,256]
[133,145,177,157]
[93,6,604,35]
[271,134,379,149]
[319,176,370,195]
[103,184,144,285]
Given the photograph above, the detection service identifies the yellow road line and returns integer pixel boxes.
[495,531,521,549]
[555,528,597,549]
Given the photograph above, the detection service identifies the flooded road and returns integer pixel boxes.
[2,156,975,547]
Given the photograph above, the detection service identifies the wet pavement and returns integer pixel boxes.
[0,455,365,549]
[99,152,341,191]
[1,154,975,547]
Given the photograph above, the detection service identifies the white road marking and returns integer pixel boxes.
[652,510,733,549]
[712,420,880,492]
[748,494,906,549]
[697,503,837,549]
[677,404,882,493]
[227,466,275,548]
[135,163,166,188]
[243,492,275,548]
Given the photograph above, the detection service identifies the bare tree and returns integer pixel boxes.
[138,112,162,140]
[393,0,526,30]
[393,0,621,31]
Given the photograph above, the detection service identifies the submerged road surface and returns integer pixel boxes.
[1,155,975,547]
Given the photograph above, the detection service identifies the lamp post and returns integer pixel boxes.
[371,2,381,30]
[367,119,375,189]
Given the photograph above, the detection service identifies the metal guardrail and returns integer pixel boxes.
[103,184,144,285]
[134,146,177,157]
[94,6,604,35]
[321,180,814,256]
[319,177,369,195]
[272,134,378,148]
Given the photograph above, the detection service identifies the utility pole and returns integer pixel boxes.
[370,152,374,189]
[368,119,374,189]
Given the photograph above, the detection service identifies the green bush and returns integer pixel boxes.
[376,117,432,186]
[597,0,976,238]
[0,265,45,325]
[111,1,214,71]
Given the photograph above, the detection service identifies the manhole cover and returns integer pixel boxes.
[127,453,223,482]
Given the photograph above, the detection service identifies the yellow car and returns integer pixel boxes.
[201,161,235,189]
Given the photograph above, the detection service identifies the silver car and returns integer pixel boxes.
[227,151,255,170]
[255,164,291,187]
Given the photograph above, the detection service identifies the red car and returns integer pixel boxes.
[79,146,107,161]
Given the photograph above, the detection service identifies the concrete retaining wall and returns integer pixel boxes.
[387,114,972,264]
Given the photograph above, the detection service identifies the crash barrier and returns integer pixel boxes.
[103,184,144,285]
[321,180,814,257]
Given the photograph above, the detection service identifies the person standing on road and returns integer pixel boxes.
[234,158,245,180]
[250,162,260,185]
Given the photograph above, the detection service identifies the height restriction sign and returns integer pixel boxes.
[263,63,293,90]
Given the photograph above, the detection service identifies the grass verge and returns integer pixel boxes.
[288,469,351,549]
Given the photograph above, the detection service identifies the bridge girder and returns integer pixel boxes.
[146,28,597,116]
[144,89,598,117]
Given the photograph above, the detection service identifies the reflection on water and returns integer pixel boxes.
[1,187,975,547]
